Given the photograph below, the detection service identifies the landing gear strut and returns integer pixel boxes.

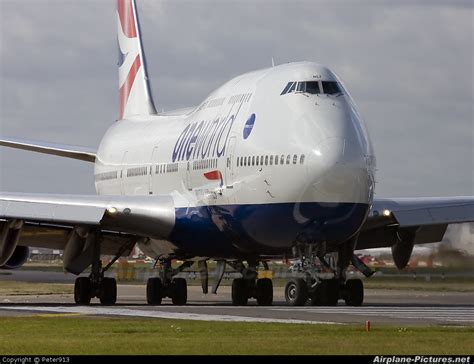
[74,230,132,305]
[228,260,273,306]
[146,258,192,305]
[284,239,365,306]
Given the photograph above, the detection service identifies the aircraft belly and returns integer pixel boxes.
[168,202,369,257]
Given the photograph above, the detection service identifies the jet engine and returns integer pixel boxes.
[391,228,417,270]
[0,219,29,269]
[1,245,29,269]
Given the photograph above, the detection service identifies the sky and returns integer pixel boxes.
[0,0,473,198]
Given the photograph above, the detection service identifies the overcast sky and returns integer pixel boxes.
[0,0,472,198]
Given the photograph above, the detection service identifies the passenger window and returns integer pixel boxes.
[275,155,278,165]
[269,155,273,165]
[286,155,290,164]
[265,155,268,166]
[293,154,297,164]
[300,155,305,164]
[280,155,285,164]
[252,156,255,166]
[321,81,342,95]
[260,156,264,165]
[256,156,259,166]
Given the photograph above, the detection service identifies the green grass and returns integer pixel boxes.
[0,316,472,355]
[0,281,72,295]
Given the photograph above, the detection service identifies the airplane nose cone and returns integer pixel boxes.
[309,137,371,204]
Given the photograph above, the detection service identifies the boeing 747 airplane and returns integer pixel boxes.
[1,0,473,307]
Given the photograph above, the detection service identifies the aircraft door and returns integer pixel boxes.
[225,136,236,188]
[186,161,191,190]
[149,146,159,195]
[120,151,128,195]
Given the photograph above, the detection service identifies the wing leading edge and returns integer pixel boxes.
[0,192,176,273]
[357,197,474,266]
[0,137,96,162]
[0,192,176,238]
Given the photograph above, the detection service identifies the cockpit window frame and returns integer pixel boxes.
[321,81,342,95]
[280,82,294,95]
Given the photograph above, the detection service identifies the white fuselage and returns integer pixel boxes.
[94,62,376,257]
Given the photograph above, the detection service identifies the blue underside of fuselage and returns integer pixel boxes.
[168,202,369,258]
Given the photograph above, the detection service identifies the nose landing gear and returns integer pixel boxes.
[284,240,367,306]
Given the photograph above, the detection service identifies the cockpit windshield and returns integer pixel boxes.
[304,81,321,94]
[321,81,342,95]
[281,80,342,96]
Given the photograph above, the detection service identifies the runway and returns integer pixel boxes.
[1,284,473,326]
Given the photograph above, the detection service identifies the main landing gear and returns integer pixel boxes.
[284,241,367,307]
[228,260,273,306]
[74,230,133,305]
[146,258,193,305]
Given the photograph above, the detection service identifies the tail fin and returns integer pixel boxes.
[117,0,156,120]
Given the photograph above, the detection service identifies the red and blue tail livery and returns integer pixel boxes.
[117,0,156,120]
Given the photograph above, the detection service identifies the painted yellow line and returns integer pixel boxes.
[31,313,84,318]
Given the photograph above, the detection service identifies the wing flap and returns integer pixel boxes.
[0,137,96,162]
[15,223,137,256]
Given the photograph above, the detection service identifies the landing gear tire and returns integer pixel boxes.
[232,278,249,306]
[344,279,364,306]
[74,277,91,305]
[311,279,339,306]
[256,278,273,306]
[171,278,187,305]
[284,279,308,306]
[99,277,117,305]
[147,277,163,305]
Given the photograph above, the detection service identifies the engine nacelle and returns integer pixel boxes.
[1,245,29,269]
[0,219,24,266]
[63,227,94,275]
[391,228,417,270]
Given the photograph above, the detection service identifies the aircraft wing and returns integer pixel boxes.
[0,137,96,162]
[0,192,176,273]
[357,196,474,253]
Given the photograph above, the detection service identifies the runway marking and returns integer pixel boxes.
[270,307,474,324]
[0,306,337,325]
[32,313,84,318]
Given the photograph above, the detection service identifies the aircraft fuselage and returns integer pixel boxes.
[95,62,376,258]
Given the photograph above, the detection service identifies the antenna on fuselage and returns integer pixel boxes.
[271,57,275,67]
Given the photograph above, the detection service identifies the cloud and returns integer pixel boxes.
[0,0,472,197]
